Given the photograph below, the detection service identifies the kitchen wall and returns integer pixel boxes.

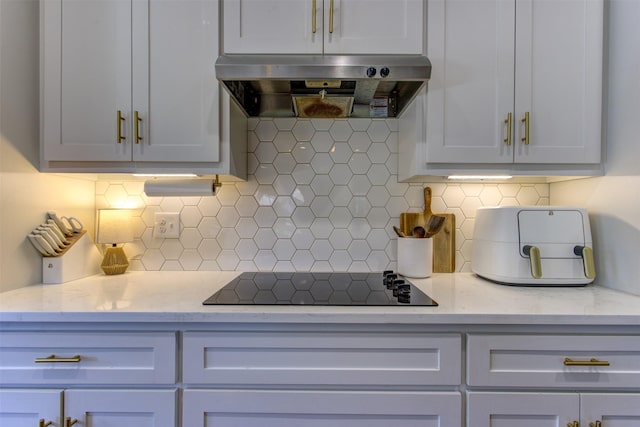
[97,119,548,272]
[0,0,95,293]
[2,0,637,293]
[550,0,640,295]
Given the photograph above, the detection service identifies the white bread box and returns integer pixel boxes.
[472,206,595,285]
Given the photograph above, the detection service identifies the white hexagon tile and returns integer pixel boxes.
[96,118,550,272]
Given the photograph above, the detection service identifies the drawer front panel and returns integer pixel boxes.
[0,332,176,385]
[467,334,640,388]
[183,331,461,386]
[184,390,462,427]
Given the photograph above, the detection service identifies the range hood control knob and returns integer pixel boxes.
[380,67,390,78]
[366,67,377,77]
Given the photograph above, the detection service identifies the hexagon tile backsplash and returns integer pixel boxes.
[96,118,549,272]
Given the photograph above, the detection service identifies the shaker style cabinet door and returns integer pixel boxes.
[41,0,133,161]
[222,0,322,54]
[424,0,515,164]
[323,0,424,54]
[0,389,61,427]
[222,0,423,55]
[467,392,579,427]
[513,0,603,164]
[64,389,177,427]
[132,0,220,162]
[581,394,640,427]
[184,390,462,427]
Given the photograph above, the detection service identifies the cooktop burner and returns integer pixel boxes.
[203,271,437,306]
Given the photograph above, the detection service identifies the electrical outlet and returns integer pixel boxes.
[154,212,180,238]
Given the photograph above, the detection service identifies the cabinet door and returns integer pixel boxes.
[0,389,61,427]
[133,0,220,162]
[64,389,176,427]
[222,0,322,54]
[184,390,461,427]
[467,392,579,427]
[324,0,424,54]
[581,394,640,427]
[514,0,603,164]
[42,0,132,161]
[425,0,515,164]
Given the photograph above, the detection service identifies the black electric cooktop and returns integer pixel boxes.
[203,271,437,306]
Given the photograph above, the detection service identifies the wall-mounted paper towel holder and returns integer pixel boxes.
[143,176,221,197]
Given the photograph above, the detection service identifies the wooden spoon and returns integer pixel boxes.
[392,225,406,237]
[424,215,446,238]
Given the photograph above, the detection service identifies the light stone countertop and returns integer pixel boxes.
[1,271,639,325]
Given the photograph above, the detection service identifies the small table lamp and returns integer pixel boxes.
[96,209,133,275]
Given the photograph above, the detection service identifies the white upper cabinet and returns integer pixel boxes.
[222,0,424,54]
[421,0,603,167]
[41,0,229,169]
[223,0,322,54]
[133,0,220,163]
[513,0,603,164]
[42,0,133,162]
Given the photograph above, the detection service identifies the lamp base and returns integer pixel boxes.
[101,246,129,275]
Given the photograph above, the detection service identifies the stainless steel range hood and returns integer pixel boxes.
[215,55,431,119]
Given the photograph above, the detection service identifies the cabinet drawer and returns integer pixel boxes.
[0,332,176,385]
[184,390,461,427]
[183,331,461,386]
[467,334,640,388]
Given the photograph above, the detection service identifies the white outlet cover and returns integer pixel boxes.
[154,212,180,238]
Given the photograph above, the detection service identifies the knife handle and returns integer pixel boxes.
[35,229,62,251]
[47,211,73,236]
[29,234,56,256]
[45,221,71,244]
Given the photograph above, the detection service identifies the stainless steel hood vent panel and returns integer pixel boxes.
[215,55,431,118]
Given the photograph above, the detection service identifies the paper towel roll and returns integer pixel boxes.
[143,179,216,197]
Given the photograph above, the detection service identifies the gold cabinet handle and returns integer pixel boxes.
[504,112,512,146]
[134,110,142,144]
[117,110,126,144]
[329,0,334,34]
[34,354,82,363]
[590,421,602,427]
[39,419,53,427]
[564,357,610,366]
[574,245,596,279]
[522,245,542,279]
[567,422,579,427]
[312,0,317,33]
[521,111,530,144]
[65,417,79,427]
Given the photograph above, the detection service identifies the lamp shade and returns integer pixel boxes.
[96,209,133,244]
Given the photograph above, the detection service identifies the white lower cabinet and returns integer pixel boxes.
[581,393,640,427]
[0,389,61,427]
[183,331,462,386]
[64,389,176,427]
[0,388,176,427]
[4,326,640,427]
[467,334,640,427]
[468,392,640,427]
[0,331,178,427]
[182,330,463,427]
[467,392,579,427]
[183,389,461,427]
